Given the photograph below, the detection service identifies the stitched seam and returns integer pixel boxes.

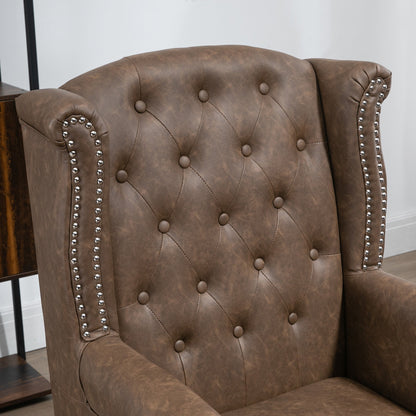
[270,203,280,248]
[190,227,221,335]
[244,270,261,323]
[236,337,248,406]
[227,222,255,258]
[124,126,142,171]
[166,233,199,276]
[251,156,275,197]
[293,327,303,388]
[351,76,366,91]
[144,303,187,384]
[223,100,263,213]
[362,69,371,86]
[226,157,246,212]
[205,289,235,326]
[269,95,298,137]
[208,226,223,275]
[146,232,164,295]
[146,109,181,151]
[124,56,142,96]
[123,56,144,170]
[144,305,172,340]
[259,270,290,313]
[189,166,222,210]
[126,180,160,219]
[169,168,185,219]
[298,261,315,314]
[281,207,312,248]
[283,156,301,199]
[190,102,205,151]
[207,101,242,145]
[250,97,263,139]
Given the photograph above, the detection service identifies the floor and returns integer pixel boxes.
[2,250,415,415]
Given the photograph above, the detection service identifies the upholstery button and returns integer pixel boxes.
[116,170,128,183]
[254,257,265,270]
[233,326,244,338]
[309,248,319,260]
[241,144,252,157]
[273,196,284,209]
[288,312,298,325]
[158,220,170,233]
[179,155,191,169]
[197,281,208,294]
[138,291,150,305]
[259,82,270,95]
[296,139,306,151]
[134,100,146,113]
[198,89,209,102]
[218,212,229,225]
[174,340,185,353]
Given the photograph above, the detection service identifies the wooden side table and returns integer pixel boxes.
[0,82,51,408]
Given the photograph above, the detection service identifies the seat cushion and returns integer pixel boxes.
[222,377,413,416]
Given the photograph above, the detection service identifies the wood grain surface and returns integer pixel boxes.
[0,83,37,281]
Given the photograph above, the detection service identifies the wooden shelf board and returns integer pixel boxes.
[0,354,51,409]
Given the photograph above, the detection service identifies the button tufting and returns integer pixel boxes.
[288,312,298,325]
[198,89,209,102]
[174,339,185,352]
[259,82,270,95]
[218,212,229,225]
[233,326,244,338]
[116,170,128,183]
[197,281,208,294]
[158,220,170,233]
[138,291,150,305]
[241,144,252,157]
[179,155,191,169]
[296,139,306,151]
[134,100,146,113]
[254,257,265,270]
[309,248,319,260]
[273,196,284,209]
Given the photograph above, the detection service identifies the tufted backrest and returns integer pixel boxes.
[62,46,343,413]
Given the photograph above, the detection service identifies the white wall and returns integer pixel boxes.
[0,0,415,355]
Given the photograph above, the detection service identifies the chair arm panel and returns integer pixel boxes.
[345,270,416,413]
[80,335,220,416]
[308,58,391,273]
[16,88,109,146]
[16,89,119,414]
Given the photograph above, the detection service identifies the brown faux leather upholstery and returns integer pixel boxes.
[16,46,415,415]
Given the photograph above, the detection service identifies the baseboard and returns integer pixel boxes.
[384,211,416,257]
[0,299,46,358]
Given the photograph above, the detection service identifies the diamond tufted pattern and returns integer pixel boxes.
[60,46,342,412]
[20,46,416,416]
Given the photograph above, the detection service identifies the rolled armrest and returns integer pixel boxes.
[345,270,416,413]
[80,335,220,416]
[16,88,108,145]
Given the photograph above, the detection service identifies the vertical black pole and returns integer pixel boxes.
[11,280,26,360]
[23,0,39,90]
[10,0,39,361]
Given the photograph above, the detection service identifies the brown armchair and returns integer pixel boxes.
[16,46,416,415]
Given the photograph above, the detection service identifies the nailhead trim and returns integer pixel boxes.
[63,116,109,339]
[358,78,388,271]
